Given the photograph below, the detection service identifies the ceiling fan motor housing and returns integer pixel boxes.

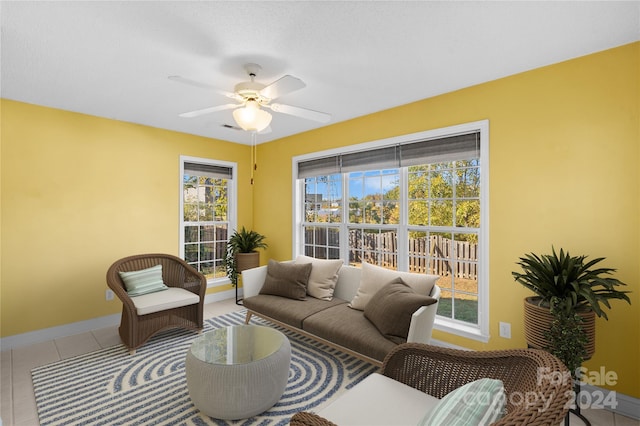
[234,81,269,104]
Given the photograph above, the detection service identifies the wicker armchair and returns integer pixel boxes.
[106,253,206,354]
[291,343,572,426]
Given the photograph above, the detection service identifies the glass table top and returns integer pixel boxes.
[189,325,285,365]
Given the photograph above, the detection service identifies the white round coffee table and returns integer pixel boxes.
[185,324,291,420]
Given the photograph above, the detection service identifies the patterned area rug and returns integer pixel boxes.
[32,310,377,426]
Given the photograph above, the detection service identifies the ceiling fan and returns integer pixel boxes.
[170,63,331,132]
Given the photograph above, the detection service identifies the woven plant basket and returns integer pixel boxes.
[524,297,596,359]
[236,252,260,273]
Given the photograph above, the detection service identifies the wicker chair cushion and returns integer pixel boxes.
[349,262,438,310]
[131,287,200,315]
[119,264,168,296]
[418,378,506,426]
[259,260,312,300]
[364,277,437,344]
[319,372,440,425]
[295,255,343,301]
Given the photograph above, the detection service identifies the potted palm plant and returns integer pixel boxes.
[512,247,631,359]
[224,227,267,303]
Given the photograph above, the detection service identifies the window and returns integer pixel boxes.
[180,156,237,284]
[293,121,489,341]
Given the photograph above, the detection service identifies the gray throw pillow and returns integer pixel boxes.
[259,260,312,300]
[364,277,437,344]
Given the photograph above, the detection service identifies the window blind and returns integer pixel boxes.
[297,131,480,178]
[297,156,341,178]
[341,145,399,173]
[184,162,233,179]
[400,132,480,167]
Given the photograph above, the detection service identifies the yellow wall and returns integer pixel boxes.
[254,42,639,397]
[1,100,253,335]
[1,42,638,398]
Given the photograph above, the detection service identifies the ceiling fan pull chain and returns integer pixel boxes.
[250,131,257,185]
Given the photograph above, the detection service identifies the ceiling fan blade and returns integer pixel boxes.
[268,103,331,123]
[260,75,306,100]
[168,76,237,100]
[178,103,238,118]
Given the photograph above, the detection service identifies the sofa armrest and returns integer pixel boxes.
[241,265,268,298]
[407,285,440,344]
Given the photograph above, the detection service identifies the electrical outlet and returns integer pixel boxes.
[499,322,511,339]
[106,289,114,301]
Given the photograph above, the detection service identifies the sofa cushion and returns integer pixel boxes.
[302,304,397,361]
[319,373,440,426]
[131,287,200,315]
[295,255,343,301]
[418,378,506,426]
[259,260,312,300]
[119,264,168,296]
[244,295,348,329]
[364,277,437,344]
[349,262,439,311]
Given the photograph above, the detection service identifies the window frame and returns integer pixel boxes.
[179,155,238,287]
[291,120,490,342]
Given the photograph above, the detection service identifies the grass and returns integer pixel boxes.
[437,298,478,324]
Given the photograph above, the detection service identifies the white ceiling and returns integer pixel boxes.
[2,1,639,145]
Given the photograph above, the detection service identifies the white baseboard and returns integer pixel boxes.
[204,288,237,304]
[429,338,470,350]
[0,290,237,351]
[581,383,640,420]
[0,313,121,351]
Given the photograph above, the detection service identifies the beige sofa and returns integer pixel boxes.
[241,258,441,364]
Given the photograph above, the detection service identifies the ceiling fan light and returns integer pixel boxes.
[233,100,272,132]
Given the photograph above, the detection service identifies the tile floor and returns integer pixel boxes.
[1,299,638,426]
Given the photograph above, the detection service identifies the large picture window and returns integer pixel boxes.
[180,157,237,284]
[293,121,489,341]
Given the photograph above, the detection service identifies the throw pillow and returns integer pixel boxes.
[119,264,169,296]
[418,378,506,426]
[364,277,437,343]
[295,255,343,301]
[349,262,438,311]
[259,259,312,300]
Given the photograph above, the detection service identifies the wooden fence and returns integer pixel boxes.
[306,228,477,279]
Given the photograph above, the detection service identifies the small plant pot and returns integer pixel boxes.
[523,297,596,359]
[235,252,260,273]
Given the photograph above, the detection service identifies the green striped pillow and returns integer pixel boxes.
[419,378,506,426]
[119,264,168,296]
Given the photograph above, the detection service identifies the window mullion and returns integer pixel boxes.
[397,167,409,271]
[340,172,349,263]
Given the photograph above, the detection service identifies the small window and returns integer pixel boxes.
[180,156,236,284]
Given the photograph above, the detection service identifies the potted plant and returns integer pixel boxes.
[544,297,591,425]
[544,297,589,378]
[224,227,267,303]
[512,247,631,359]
